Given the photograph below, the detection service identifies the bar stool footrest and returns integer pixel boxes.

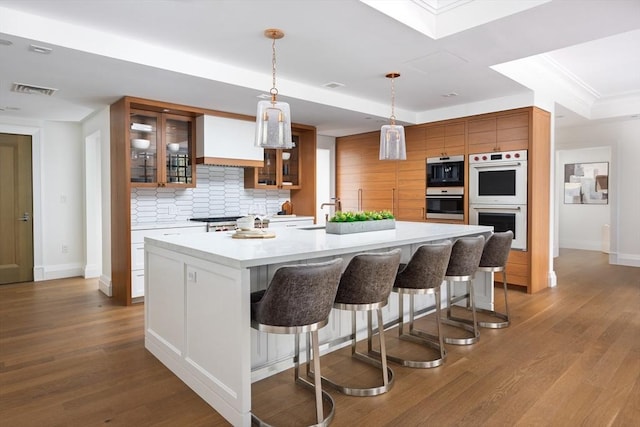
[441,316,480,345]
[316,350,395,397]
[251,377,336,427]
[475,308,510,329]
[371,329,447,369]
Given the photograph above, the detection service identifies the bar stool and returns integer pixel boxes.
[384,241,453,368]
[319,249,401,397]
[250,258,343,426]
[476,230,514,328]
[442,235,485,345]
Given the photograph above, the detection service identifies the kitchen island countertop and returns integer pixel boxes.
[145,221,492,269]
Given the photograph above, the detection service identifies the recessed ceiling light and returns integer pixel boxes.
[257,93,271,99]
[0,39,13,46]
[29,44,53,54]
[441,92,459,98]
[322,82,345,89]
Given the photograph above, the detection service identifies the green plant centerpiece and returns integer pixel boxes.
[326,210,396,234]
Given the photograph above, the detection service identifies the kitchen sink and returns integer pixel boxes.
[297,225,326,230]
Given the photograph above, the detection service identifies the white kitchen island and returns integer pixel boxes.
[144,221,493,426]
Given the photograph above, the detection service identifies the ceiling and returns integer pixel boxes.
[0,0,639,137]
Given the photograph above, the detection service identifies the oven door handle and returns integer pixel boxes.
[426,195,464,199]
[471,162,522,169]
[471,205,522,211]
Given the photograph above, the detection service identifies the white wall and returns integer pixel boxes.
[40,121,85,278]
[556,146,610,251]
[555,118,640,267]
[82,107,111,289]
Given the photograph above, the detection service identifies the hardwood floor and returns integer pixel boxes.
[1,249,638,426]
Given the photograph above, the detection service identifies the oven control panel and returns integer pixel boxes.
[470,150,527,163]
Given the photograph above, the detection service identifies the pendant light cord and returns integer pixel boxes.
[270,36,278,102]
[390,75,396,126]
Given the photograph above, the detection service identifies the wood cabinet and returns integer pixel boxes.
[336,107,551,294]
[336,127,427,221]
[245,135,300,189]
[468,111,529,154]
[396,126,427,221]
[129,109,195,188]
[336,132,396,213]
[244,125,317,218]
[425,122,466,158]
[111,97,201,305]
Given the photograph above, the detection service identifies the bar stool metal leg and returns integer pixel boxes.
[443,275,480,345]
[476,268,510,328]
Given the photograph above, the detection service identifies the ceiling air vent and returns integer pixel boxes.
[12,82,58,96]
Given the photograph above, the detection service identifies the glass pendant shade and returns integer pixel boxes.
[379,124,407,160]
[380,72,406,160]
[255,99,293,149]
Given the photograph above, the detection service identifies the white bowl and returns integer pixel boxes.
[131,138,150,150]
[282,152,291,161]
[236,216,256,230]
[167,143,180,153]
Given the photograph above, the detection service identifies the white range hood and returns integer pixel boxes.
[196,115,264,167]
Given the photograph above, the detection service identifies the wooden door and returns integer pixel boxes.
[0,133,33,284]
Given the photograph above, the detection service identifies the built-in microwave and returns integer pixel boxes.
[469,150,527,205]
[426,187,464,221]
[427,155,464,188]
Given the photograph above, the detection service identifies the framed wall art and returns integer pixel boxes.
[564,162,609,204]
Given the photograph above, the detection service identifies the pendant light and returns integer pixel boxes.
[255,28,293,149]
[379,72,406,160]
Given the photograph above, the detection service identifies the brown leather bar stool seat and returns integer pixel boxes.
[319,249,401,397]
[476,230,514,328]
[383,241,453,368]
[250,258,343,427]
[442,235,485,345]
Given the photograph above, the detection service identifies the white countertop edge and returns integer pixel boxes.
[132,220,206,230]
[144,222,493,269]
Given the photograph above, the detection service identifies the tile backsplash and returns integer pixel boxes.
[131,165,291,223]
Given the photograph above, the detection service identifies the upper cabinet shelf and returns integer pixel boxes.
[244,134,301,189]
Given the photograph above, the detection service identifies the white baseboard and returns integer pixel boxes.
[42,263,84,280]
[33,266,45,281]
[83,264,101,279]
[559,240,603,251]
[609,252,640,268]
[548,270,557,287]
[99,275,112,296]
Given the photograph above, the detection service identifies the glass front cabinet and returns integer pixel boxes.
[129,109,195,187]
[245,134,301,189]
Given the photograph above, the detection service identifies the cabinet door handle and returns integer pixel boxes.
[358,188,362,211]
[392,188,396,214]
